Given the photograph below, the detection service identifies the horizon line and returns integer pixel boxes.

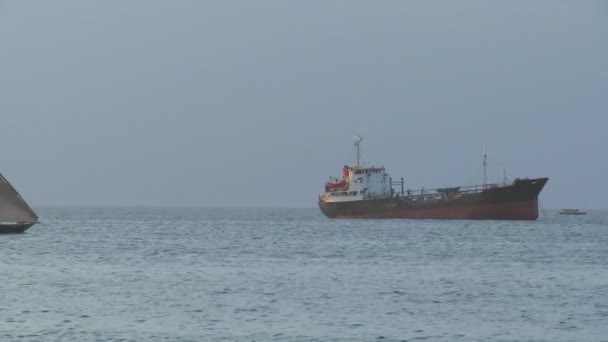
[30,204,607,211]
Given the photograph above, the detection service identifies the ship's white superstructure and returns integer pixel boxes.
[320,136,391,203]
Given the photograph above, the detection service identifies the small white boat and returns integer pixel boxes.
[559,209,586,215]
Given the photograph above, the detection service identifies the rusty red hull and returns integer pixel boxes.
[319,178,548,221]
[324,199,539,220]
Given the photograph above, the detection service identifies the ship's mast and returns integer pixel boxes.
[482,144,487,190]
[354,134,363,168]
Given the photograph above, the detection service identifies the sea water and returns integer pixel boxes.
[1,207,607,341]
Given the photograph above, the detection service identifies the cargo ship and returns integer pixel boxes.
[318,136,548,220]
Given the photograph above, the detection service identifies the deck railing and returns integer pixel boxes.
[389,182,503,200]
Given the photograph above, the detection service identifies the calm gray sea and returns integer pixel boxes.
[1,207,607,341]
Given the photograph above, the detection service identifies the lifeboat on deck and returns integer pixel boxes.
[325,180,348,192]
[324,166,351,191]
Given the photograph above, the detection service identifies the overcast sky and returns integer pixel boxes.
[1,1,607,208]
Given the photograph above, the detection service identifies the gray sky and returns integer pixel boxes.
[1,1,607,208]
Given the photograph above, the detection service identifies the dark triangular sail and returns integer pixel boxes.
[0,173,38,223]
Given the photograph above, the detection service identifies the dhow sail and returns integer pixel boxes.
[0,172,38,225]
